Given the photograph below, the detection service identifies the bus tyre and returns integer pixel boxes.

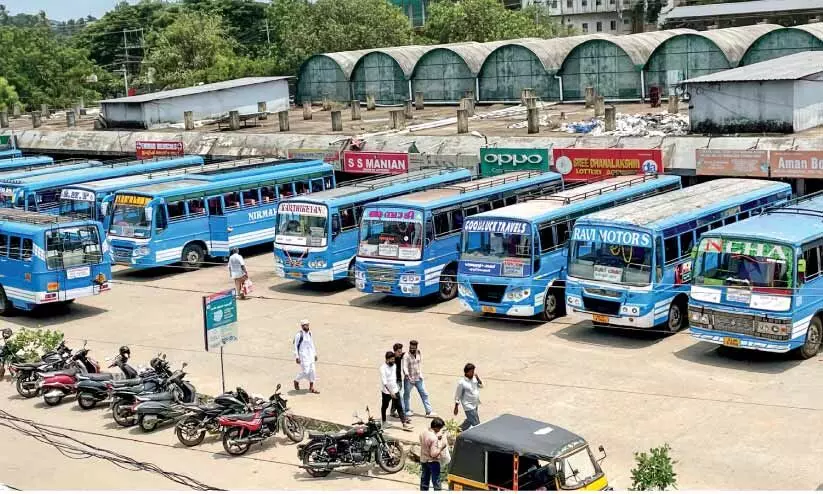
[0,286,9,316]
[798,317,822,360]
[540,289,560,321]
[438,266,458,301]
[182,244,205,269]
[346,261,356,287]
[666,299,686,332]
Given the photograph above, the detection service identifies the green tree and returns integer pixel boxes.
[0,76,18,111]
[630,444,678,490]
[181,0,270,57]
[422,0,563,43]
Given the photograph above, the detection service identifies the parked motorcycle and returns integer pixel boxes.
[40,343,102,406]
[110,355,172,427]
[133,363,197,432]
[73,350,149,410]
[219,384,305,456]
[11,341,73,398]
[175,387,257,447]
[297,407,405,477]
[0,328,18,380]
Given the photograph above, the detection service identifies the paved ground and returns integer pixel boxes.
[1,246,823,489]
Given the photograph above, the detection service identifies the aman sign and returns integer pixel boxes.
[769,150,823,178]
[135,140,184,160]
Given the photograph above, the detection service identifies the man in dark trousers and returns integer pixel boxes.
[390,342,405,418]
[381,351,412,430]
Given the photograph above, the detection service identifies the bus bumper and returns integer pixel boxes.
[689,327,795,353]
[458,296,537,317]
[274,259,350,282]
[567,306,657,328]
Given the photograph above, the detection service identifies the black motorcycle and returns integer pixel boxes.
[12,341,72,398]
[297,407,405,477]
[110,355,172,426]
[133,363,197,432]
[219,384,305,456]
[175,387,256,447]
[74,352,146,410]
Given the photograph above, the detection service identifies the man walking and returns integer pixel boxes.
[380,351,412,430]
[390,343,404,418]
[293,320,319,394]
[227,248,248,299]
[419,417,447,491]
[403,340,435,417]
[454,363,483,431]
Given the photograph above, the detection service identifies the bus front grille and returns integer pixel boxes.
[366,267,398,283]
[112,247,132,260]
[472,284,506,304]
[702,309,789,341]
[582,296,620,316]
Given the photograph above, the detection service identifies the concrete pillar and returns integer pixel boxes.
[521,88,533,105]
[351,100,362,121]
[322,97,331,111]
[415,91,424,110]
[457,109,469,134]
[278,110,290,131]
[229,110,240,130]
[74,104,83,119]
[594,96,605,117]
[404,100,414,119]
[668,94,680,114]
[461,98,475,117]
[0,111,8,128]
[560,111,566,120]
[527,107,540,134]
[389,109,406,129]
[366,95,376,111]
[797,178,806,196]
[303,102,312,120]
[41,103,50,117]
[184,111,194,131]
[464,89,475,101]
[257,101,268,120]
[604,106,616,132]
[525,97,537,110]
[12,103,21,118]
[585,87,595,108]
[66,110,77,128]
[331,110,343,131]
[31,110,42,128]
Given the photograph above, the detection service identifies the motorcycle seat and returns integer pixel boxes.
[222,412,255,421]
[308,430,348,440]
[80,373,115,381]
[136,392,172,402]
[40,368,78,378]
[14,362,45,370]
[112,378,142,388]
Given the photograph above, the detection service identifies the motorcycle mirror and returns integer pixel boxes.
[162,353,167,359]
[182,362,188,368]
[275,383,281,392]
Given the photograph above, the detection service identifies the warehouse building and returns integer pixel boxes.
[662,0,823,30]
[350,46,433,105]
[101,77,290,129]
[739,23,823,65]
[683,51,823,133]
[411,42,509,104]
[297,50,371,105]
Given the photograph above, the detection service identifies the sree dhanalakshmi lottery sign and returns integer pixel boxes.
[203,289,239,351]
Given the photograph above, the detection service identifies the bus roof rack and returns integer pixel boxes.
[763,190,823,217]
[442,170,546,194]
[533,173,660,205]
[346,168,463,190]
[0,209,73,225]
[142,156,280,179]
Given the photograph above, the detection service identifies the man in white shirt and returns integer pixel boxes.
[453,362,483,431]
[380,351,412,430]
[227,248,248,299]
[293,319,319,394]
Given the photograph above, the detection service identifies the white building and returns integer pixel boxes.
[524,0,635,35]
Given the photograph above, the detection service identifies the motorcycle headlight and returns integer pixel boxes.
[458,283,473,298]
[504,287,531,302]
[135,245,150,256]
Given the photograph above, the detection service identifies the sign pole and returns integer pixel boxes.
[203,288,238,397]
[220,347,226,394]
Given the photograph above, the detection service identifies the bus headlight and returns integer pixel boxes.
[135,246,150,257]
[504,288,531,302]
[756,322,789,336]
[458,283,473,298]
[690,312,710,325]
[355,269,366,281]
[620,305,641,316]
[566,295,582,307]
[400,273,421,284]
[308,259,327,269]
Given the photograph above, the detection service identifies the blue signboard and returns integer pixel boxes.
[459,261,502,276]
[571,226,652,247]
[203,289,239,351]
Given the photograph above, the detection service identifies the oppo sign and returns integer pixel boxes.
[479,147,550,176]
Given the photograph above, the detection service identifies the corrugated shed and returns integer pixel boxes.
[361,45,434,79]
[792,22,823,40]
[696,24,781,66]
[604,30,695,67]
[314,49,374,79]
[666,0,823,19]
[504,34,613,73]
[100,77,292,104]
[683,50,823,82]
[415,42,495,76]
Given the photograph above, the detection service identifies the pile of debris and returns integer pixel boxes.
[558,112,689,137]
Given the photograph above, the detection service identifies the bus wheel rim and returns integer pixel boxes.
[545,294,556,315]
[809,324,821,346]
[187,251,199,263]
[669,305,681,329]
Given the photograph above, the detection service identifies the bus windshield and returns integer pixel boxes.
[569,228,654,286]
[693,237,793,289]
[275,203,328,247]
[109,203,152,238]
[59,189,97,219]
[359,207,424,261]
[462,231,532,263]
[45,225,103,270]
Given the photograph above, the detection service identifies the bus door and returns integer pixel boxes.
[207,196,229,257]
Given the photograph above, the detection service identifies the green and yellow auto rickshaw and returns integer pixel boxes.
[448,414,610,491]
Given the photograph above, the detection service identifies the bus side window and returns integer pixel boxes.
[311,178,324,192]
[354,205,364,224]
[464,206,479,217]
[21,238,32,261]
[155,207,168,232]
[504,195,517,206]
[340,207,356,230]
[208,197,223,216]
[26,194,35,210]
[8,236,21,260]
[539,225,554,253]
[325,176,334,189]
[425,220,434,244]
[278,183,293,198]
[188,199,206,217]
[241,189,260,207]
[295,181,310,195]
[478,202,492,213]
[696,225,709,239]
[434,212,451,236]
[664,236,679,264]
[555,221,569,246]
[0,234,7,257]
[804,246,820,282]
[492,199,504,209]
[261,187,275,203]
[167,201,186,220]
[224,192,241,210]
[655,238,665,282]
[710,220,722,230]
[738,211,750,221]
[452,210,464,229]
[679,232,695,258]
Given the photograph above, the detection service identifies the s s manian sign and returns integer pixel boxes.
[343,152,409,175]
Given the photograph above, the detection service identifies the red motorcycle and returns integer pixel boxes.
[39,344,102,406]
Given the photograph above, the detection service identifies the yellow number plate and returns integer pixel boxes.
[374,284,392,293]
[593,314,609,324]
[723,337,741,347]
[288,272,301,278]
[481,306,497,314]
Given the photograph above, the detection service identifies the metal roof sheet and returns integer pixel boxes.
[100,77,292,104]
[582,30,695,67]
[312,49,374,79]
[666,0,823,19]
[499,34,612,73]
[683,50,823,82]
[791,21,823,40]
[691,24,781,65]
[416,41,508,76]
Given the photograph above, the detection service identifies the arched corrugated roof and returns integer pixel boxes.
[414,39,540,76]
[791,22,823,39]
[512,34,614,73]
[594,29,696,67]
[302,49,373,80]
[695,24,781,65]
[358,45,434,78]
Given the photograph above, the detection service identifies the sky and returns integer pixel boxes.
[2,0,139,21]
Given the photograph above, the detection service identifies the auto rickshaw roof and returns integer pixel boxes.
[450,415,587,481]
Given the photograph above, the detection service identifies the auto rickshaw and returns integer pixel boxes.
[447,414,610,491]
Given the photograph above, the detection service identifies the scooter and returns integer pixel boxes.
[11,341,73,398]
[133,363,197,432]
[110,355,172,427]
[74,353,149,410]
[40,343,102,406]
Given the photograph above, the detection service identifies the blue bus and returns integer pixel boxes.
[689,193,823,359]
[354,171,564,301]
[0,155,53,172]
[0,159,102,182]
[0,156,205,213]
[274,169,473,283]
[457,174,682,320]
[59,157,325,223]
[0,209,111,315]
[564,178,792,332]
[0,149,23,160]
[105,163,336,268]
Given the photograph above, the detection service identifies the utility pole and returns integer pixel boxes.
[123,29,129,95]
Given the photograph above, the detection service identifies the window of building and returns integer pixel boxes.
[596,0,602,5]
[582,0,587,6]
[610,20,617,30]
[551,0,558,7]
[624,17,630,24]
[567,0,573,7]
[596,21,602,31]
[581,22,589,32]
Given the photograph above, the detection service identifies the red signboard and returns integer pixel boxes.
[135,140,184,160]
[342,151,409,175]
[551,148,663,181]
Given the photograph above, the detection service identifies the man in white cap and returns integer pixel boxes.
[293,319,318,393]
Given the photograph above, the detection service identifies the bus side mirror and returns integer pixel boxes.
[798,259,806,274]
[690,246,697,260]
[597,445,607,463]
[331,215,341,238]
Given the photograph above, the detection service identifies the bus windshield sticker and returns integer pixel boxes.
[398,247,421,260]
[378,243,399,258]
[60,189,96,202]
[278,203,326,217]
[115,194,150,207]
[366,208,422,222]
[572,227,651,247]
[727,288,751,304]
[502,259,527,277]
[593,265,623,283]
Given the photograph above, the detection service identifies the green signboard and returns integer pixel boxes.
[479,147,551,177]
[203,289,238,352]
[0,135,10,149]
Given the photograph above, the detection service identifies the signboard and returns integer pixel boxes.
[203,289,239,352]
[114,194,150,206]
[60,189,96,202]
[278,202,327,217]
[695,149,769,177]
[769,150,823,178]
[135,140,184,160]
[459,261,502,276]
[342,151,409,175]
[572,226,652,247]
[464,219,529,234]
[479,148,550,177]
[287,148,342,170]
[552,148,663,181]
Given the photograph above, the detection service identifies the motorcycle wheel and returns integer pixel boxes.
[112,400,136,427]
[77,392,98,410]
[222,427,252,456]
[43,392,64,406]
[176,417,206,447]
[281,414,305,443]
[16,375,38,399]
[138,414,159,433]
[302,442,332,478]
[376,439,405,474]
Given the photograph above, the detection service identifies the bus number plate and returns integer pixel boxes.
[481,306,497,314]
[287,272,302,279]
[373,284,392,293]
[66,266,91,279]
[723,337,741,347]
[592,314,609,324]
